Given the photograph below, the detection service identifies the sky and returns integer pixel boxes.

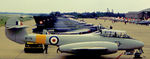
[0,0,149,13]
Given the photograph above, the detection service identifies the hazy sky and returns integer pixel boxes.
[0,0,149,13]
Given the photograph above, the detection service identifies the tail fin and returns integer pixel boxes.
[5,17,27,44]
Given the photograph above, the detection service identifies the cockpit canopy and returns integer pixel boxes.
[100,29,132,39]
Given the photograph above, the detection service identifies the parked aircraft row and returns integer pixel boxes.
[111,17,150,25]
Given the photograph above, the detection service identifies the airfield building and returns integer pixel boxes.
[138,8,150,20]
[125,8,150,20]
[125,12,139,19]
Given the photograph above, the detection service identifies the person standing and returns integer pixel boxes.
[110,25,113,29]
[44,45,48,54]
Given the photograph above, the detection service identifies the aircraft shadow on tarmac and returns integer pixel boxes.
[60,54,144,59]
[61,54,114,59]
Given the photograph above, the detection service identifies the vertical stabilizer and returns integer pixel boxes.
[5,17,27,44]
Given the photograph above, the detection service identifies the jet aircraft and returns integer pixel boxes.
[5,18,144,58]
[32,15,97,34]
[136,20,150,25]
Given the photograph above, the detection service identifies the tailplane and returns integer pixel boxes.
[5,17,27,44]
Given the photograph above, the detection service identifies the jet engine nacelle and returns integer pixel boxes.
[58,41,118,55]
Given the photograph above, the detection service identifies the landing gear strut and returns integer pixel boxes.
[134,48,144,58]
[134,51,142,58]
[124,49,144,58]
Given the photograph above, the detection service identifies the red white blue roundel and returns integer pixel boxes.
[49,36,59,45]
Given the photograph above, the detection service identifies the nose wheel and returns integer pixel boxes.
[134,48,144,58]
[134,51,142,58]
[124,49,144,58]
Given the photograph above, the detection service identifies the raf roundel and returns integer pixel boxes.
[49,36,59,45]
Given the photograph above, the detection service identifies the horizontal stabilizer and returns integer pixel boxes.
[6,25,27,30]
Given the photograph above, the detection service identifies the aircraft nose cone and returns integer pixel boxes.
[123,39,144,49]
[136,41,144,48]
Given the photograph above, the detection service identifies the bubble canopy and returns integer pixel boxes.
[100,29,132,39]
